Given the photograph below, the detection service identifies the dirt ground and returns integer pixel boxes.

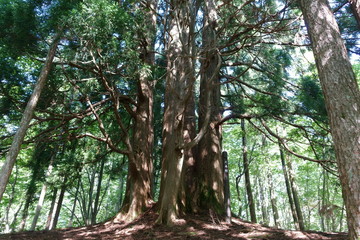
[0,207,349,240]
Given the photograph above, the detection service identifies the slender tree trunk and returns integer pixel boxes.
[30,184,47,230]
[86,170,95,225]
[45,188,58,230]
[3,164,19,233]
[51,177,67,230]
[19,159,43,231]
[279,143,299,230]
[286,159,305,230]
[268,174,280,228]
[68,178,80,227]
[299,1,360,239]
[319,169,328,231]
[236,175,243,218]
[0,33,61,202]
[258,177,269,225]
[78,179,88,225]
[10,203,23,232]
[223,151,231,223]
[91,158,105,224]
[196,0,224,215]
[30,157,55,230]
[242,119,256,223]
[236,157,244,218]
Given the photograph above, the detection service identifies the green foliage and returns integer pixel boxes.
[298,76,327,121]
[332,0,360,56]
[0,0,350,233]
[223,120,343,231]
[353,63,360,85]
[0,0,38,57]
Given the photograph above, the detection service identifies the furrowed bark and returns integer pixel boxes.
[299,0,360,238]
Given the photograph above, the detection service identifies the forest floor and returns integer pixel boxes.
[0,206,349,240]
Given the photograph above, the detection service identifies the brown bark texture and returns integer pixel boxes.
[115,0,156,222]
[196,0,225,215]
[178,91,197,213]
[300,0,360,239]
[157,0,197,225]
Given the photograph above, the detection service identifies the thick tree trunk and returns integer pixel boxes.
[177,0,200,213]
[118,87,154,221]
[115,0,156,222]
[196,0,224,215]
[299,1,360,239]
[0,33,60,202]
[157,0,197,225]
[280,143,299,230]
[241,119,257,223]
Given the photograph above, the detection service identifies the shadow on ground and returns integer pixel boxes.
[0,207,349,240]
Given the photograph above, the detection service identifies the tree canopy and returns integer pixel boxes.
[0,0,359,239]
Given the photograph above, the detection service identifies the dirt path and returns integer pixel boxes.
[0,208,348,240]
